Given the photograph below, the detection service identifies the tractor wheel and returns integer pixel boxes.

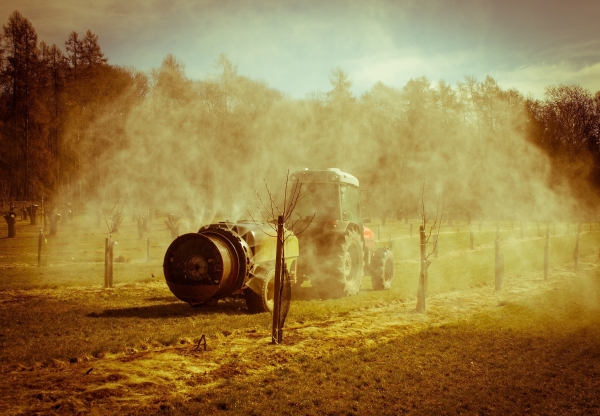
[325,229,364,297]
[371,247,395,290]
[246,267,275,313]
[246,267,291,314]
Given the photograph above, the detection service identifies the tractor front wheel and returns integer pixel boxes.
[246,267,291,314]
[246,267,275,313]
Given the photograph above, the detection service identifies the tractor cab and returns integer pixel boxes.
[290,168,361,224]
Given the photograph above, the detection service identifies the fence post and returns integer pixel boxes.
[544,223,549,280]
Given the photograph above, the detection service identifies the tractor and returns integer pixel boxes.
[162,168,395,313]
[288,168,394,298]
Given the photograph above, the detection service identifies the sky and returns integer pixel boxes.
[2,0,600,98]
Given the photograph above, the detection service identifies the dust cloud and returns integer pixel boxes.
[81,55,586,229]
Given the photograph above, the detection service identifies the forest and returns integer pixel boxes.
[1,10,600,221]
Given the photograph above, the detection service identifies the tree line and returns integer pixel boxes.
[1,10,599,220]
[0,11,147,203]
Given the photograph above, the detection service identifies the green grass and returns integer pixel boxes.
[2,215,600,415]
[152,265,600,416]
[1,216,599,367]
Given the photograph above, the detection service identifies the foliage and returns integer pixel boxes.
[1,10,599,220]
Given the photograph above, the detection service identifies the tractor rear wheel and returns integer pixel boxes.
[325,229,364,297]
[370,247,394,290]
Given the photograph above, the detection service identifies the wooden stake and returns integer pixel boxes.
[470,229,474,250]
[105,238,109,287]
[573,224,580,271]
[272,215,284,344]
[520,221,523,240]
[544,223,549,280]
[37,229,43,267]
[105,237,114,288]
[416,226,429,313]
[495,238,503,291]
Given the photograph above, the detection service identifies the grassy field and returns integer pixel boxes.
[0,213,599,414]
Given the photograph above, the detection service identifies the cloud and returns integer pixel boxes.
[5,0,600,98]
[492,62,600,98]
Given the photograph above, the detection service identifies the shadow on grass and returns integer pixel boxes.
[145,296,180,302]
[87,300,250,319]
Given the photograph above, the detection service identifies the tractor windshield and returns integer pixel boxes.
[292,183,340,221]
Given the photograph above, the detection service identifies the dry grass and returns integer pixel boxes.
[0,214,599,415]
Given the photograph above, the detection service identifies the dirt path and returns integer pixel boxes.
[0,261,591,415]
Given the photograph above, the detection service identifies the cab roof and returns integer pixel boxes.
[290,168,359,187]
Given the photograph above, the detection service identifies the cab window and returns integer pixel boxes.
[340,185,360,223]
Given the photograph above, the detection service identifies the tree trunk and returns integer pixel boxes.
[573,225,580,270]
[49,212,60,236]
[272,215,284,344]
[26,204,37,225]
[416,225,429,313]
[105,237,114,288]
[3,212,17,238]
[37,228,43,266]
[495,238,503,291]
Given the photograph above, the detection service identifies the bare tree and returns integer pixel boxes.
[416,182,444,313]
[249,171,313,344]
[100,196,126,236]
